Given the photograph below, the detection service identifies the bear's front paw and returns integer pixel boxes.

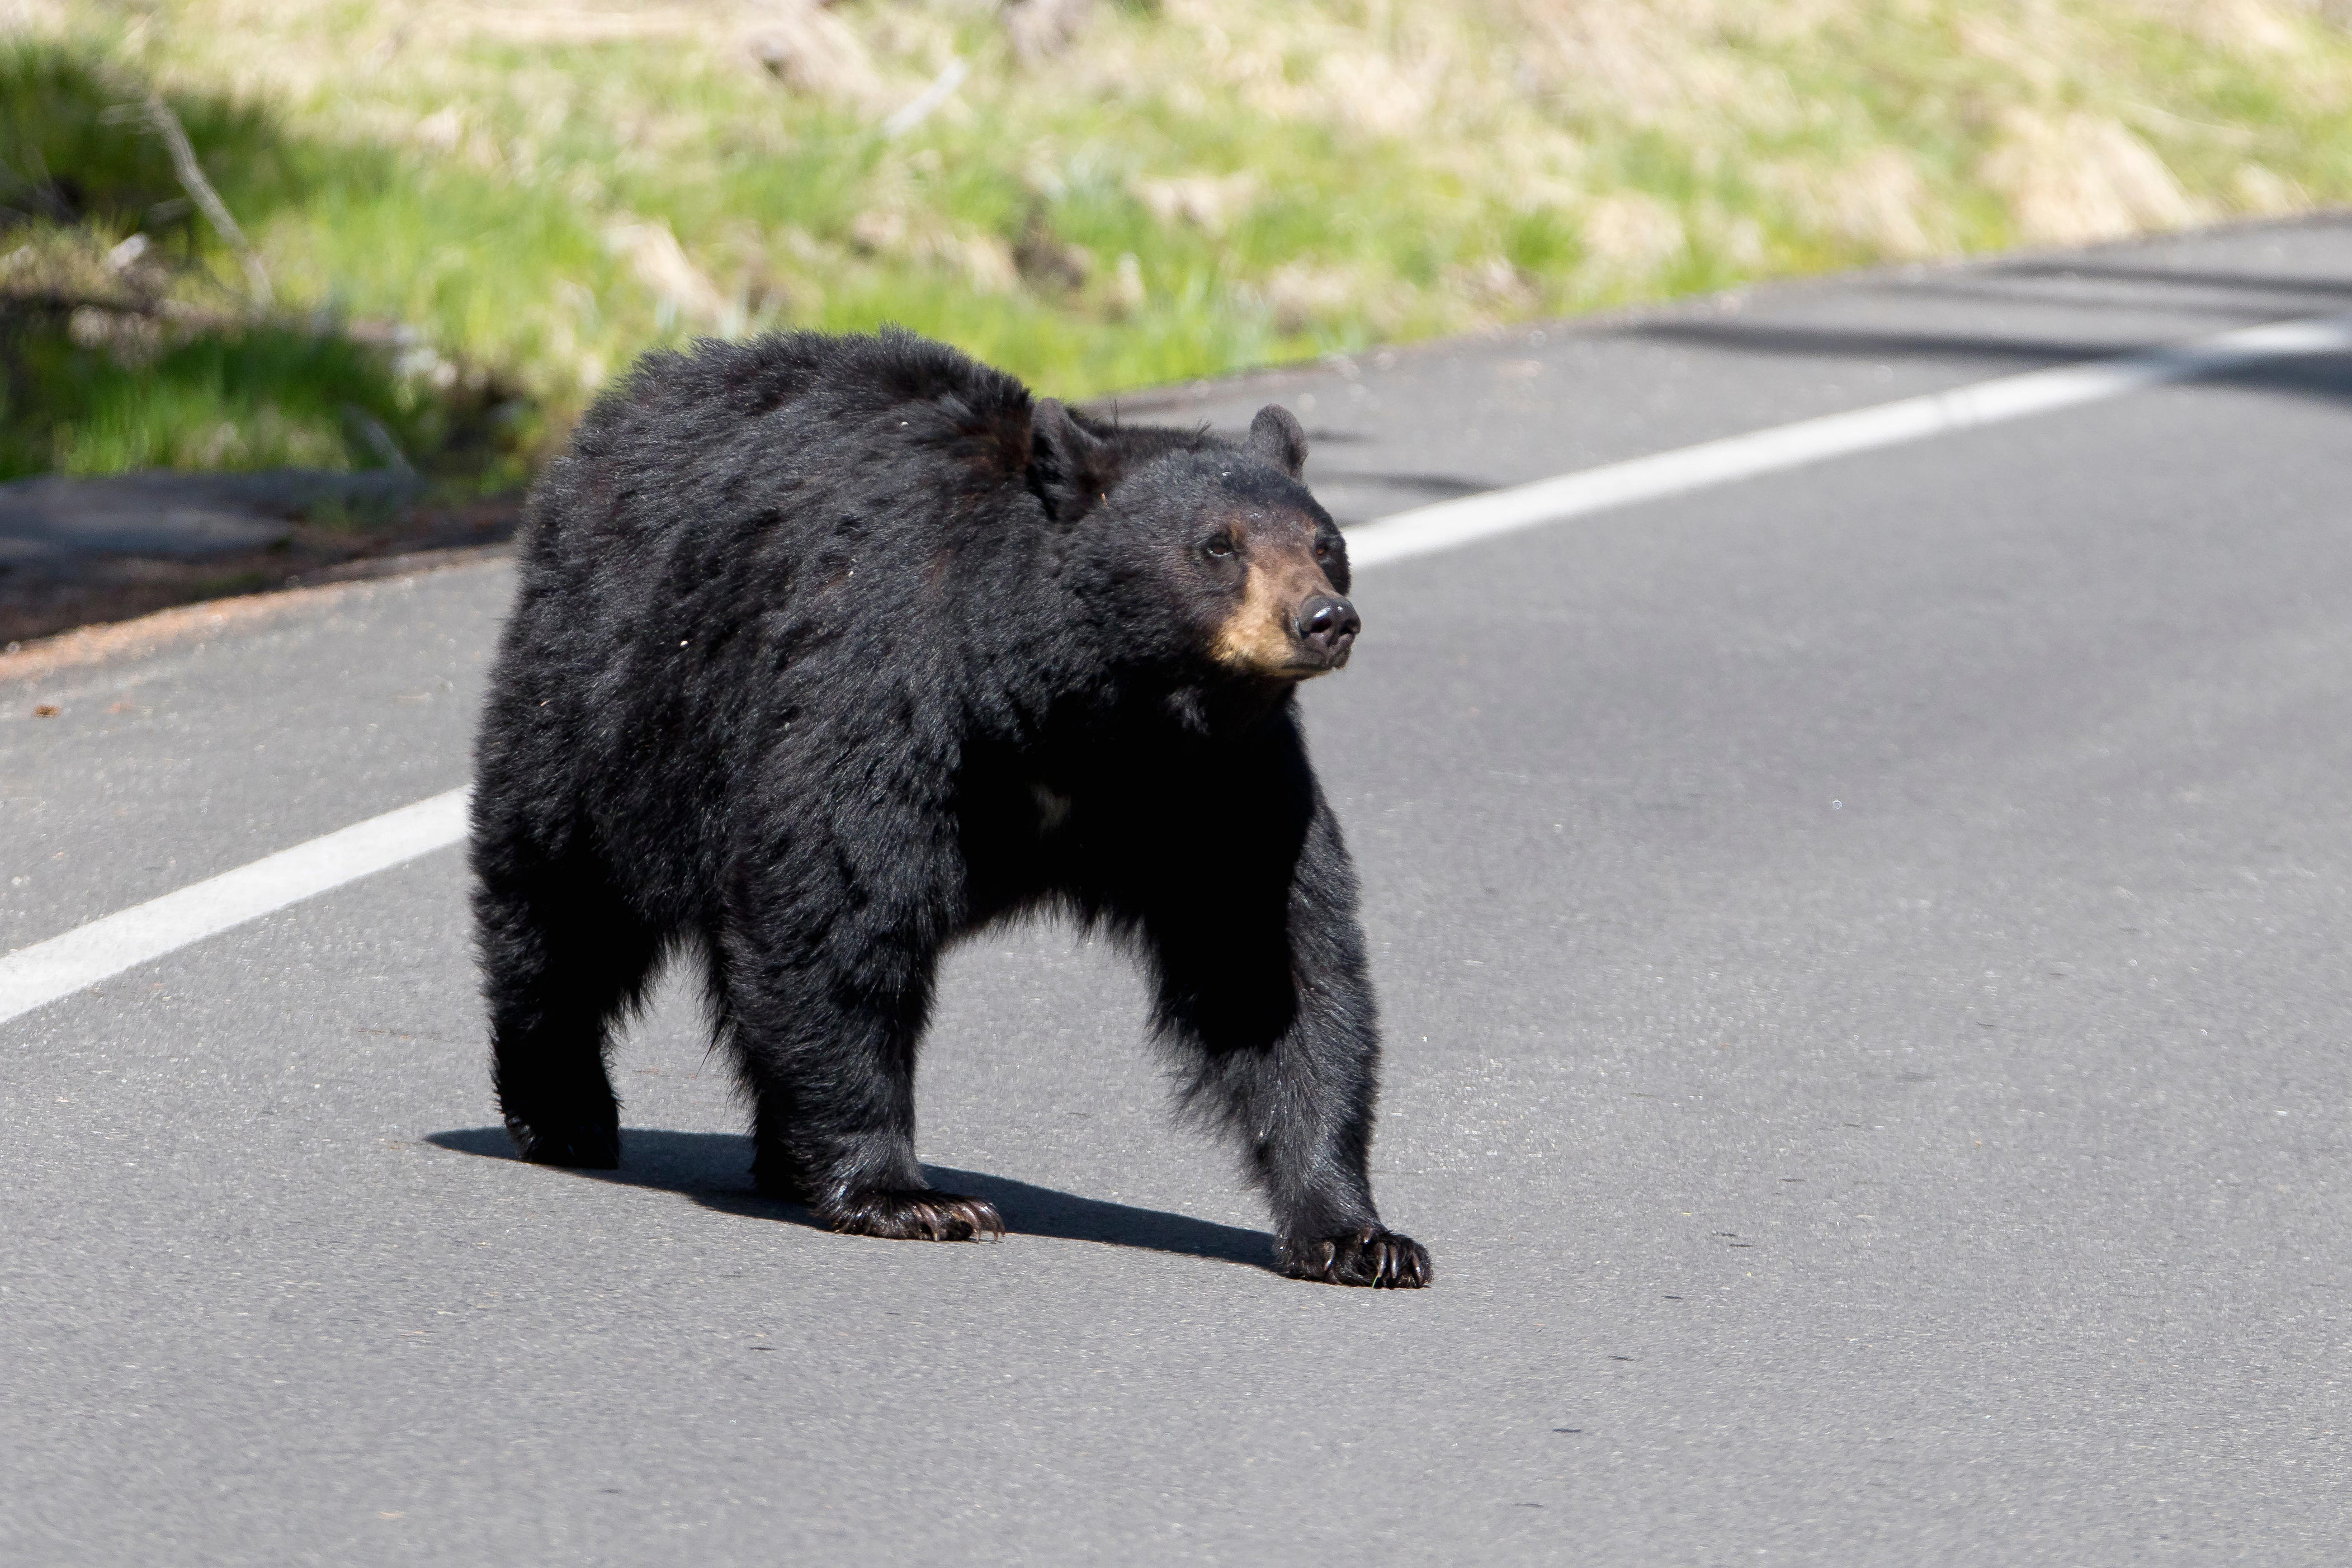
[821,1188,1006,1243]
[504,1112,620,1169]
[1282,1226,1432,1288]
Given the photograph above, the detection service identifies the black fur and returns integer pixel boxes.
[470,328,1429,1287]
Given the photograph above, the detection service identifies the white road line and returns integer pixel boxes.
[8,306,2352,1024]
[1344,309,2352,567]
[1,787,469,1026]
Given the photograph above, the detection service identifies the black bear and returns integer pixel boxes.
[470,328,1429,1287]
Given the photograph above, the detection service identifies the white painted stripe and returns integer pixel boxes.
[10,308,2352,1025]
[0,787,469,1026]
[1343,310,2352,567]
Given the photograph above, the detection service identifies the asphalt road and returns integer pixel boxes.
[6,218,2350,1565]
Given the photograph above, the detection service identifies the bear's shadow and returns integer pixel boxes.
[426,1126,1279,1273]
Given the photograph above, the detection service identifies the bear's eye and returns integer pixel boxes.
[1203,533,1237,559]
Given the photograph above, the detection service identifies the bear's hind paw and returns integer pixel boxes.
[504,1112,620,1169]
[1282,1227,1432,1288]
[823,1189,1006,1243]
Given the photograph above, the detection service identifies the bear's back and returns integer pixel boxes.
[483,331,1088,896]
[507,329,1069,694]
[531,329,1038,572]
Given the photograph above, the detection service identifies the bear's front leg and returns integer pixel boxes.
[716,844,1002,1244]
[1139,805,1432,1289]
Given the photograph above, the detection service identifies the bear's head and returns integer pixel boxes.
[1031,400,1359,686]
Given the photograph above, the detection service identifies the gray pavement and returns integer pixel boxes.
[5,217,2351,1564]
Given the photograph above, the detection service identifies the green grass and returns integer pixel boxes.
[11,320,409,476]
[7,0,2352,487]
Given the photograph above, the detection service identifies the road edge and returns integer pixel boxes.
[0,541,516,687]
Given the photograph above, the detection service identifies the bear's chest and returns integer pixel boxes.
[1029,782,1074,835]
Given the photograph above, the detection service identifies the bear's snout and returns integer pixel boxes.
[1296,594,1361,668]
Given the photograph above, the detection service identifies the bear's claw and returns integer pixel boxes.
[821,1189,1006,1243]
[1282,1226,1432,1288]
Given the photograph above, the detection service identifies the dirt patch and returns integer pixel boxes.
[0,501,519,677]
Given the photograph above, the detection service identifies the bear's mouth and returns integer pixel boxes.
[1280,645,1350,678]
[1216,642,1350,682]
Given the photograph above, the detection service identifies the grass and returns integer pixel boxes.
[7,0,2352,487]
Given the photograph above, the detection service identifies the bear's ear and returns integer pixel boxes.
[1246,404,1308,478]
[1027,398,1117,522]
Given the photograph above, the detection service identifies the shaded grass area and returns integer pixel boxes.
[1,314,487,481]
[0,37,287,234]
[8,1,2352,488]
[0,37,529,488]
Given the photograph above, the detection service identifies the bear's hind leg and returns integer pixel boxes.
[475,850,663,1169]
[715,896,1000,1242]
[733,1003,1004,1241]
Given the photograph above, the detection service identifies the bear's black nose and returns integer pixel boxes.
[1297,595,1361,664]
